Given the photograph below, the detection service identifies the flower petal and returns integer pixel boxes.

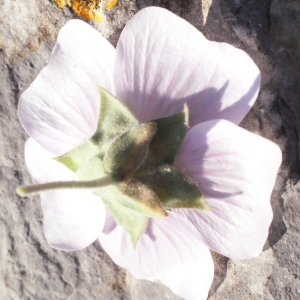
[175,120,282,259]
[114,7,260,126]
[25,138,106,251]
[19,20,116,156]
[99,210,214,300]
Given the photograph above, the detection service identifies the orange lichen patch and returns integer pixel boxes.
[94,7,104,23]
[105,0,118,10]
[53,0,118,22]
[72,0,100,21]
[54,0,71,8]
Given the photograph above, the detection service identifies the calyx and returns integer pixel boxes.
[19,86,210,247]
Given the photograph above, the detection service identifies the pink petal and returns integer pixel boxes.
[25,138,106,251]
[114,7,260,126]
[175,120,282,259]
[19,20,116,156]
[99,210,214,300]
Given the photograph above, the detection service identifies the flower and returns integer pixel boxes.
[54,0,119,22]
[18,7,282,300]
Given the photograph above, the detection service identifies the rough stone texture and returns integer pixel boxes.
[0,0,299,299]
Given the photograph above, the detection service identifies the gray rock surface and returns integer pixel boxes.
[0,0,299,299]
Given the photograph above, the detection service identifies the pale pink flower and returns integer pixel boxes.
[18,7,281,300]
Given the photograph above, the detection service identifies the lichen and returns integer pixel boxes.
[54,0,118,22]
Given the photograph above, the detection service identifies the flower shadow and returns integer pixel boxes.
[187,75,260,127]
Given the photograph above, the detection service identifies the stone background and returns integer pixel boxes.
[0,0,299,299]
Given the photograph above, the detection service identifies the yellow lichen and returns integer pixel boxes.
[94,7,104,23]
[105,0,118,10]
[54,0,72,8]
[53,0,118,22]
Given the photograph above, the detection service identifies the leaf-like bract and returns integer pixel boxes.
[103,123,157,181]
[135,165,210,211]
[91,86,138,156]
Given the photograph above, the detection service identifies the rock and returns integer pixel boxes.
[0,0,299,299]
[270,0,300,66]
[267,178,300,300]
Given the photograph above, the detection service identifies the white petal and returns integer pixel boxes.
[175,120,282,259]
[19,20,116,156]
[25,138,106,251]
[99,210,214,300]
[114,7,260,125]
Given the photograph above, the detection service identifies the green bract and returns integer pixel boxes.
[55,87,210,246]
